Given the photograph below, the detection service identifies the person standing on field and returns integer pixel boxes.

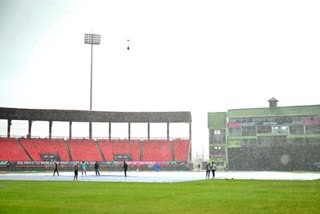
[74,163,79,181]
[206,162,211,178]
[123,161,128,177]
[81,161,87,176]
[211,162,216,178]
[53,161,59,176]
[94,161,100,176]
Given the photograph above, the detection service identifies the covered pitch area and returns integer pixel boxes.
[1,171,320,182]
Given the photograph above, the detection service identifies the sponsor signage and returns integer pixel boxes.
[227,122,256,127]
[41,153,59,161]
[113,154,132,161]
[227,122,242,127]
[304,119,320,125]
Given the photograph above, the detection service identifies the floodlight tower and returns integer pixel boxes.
[84,33,101,111]
[84,33,101,139]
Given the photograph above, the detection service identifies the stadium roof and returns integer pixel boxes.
[227,105,320,118]
[0,107,192,123]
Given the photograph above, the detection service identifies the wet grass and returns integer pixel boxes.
[0,179,319,213]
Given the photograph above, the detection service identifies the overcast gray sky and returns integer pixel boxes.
[1,0,320,157]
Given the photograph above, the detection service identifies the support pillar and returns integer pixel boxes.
[28,120,32,138]
[49,121,53,139]
[189,122,192,162]
[147,122,150,140]
[189,122,192,142]
[7,119,11,138]
[89,122,92,139]
[167,122,170,141]
[128,122,131,141]
[69,121,72,139]
[109,122,111,140]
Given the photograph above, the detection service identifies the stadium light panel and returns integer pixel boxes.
[84,34,101,45]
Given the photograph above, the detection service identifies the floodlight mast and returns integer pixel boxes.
[84,33,101,139]
[84,33,101,111]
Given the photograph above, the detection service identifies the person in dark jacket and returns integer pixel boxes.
[53,162,59,176]
[211,162,217,178]
[74,163,79,181]
[94,161,100,176]
[123,161,128,177]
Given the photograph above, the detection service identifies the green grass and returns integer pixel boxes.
[0,179,319,213]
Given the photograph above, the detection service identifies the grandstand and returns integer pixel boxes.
[208,98,320,171]
[0,107,192,171]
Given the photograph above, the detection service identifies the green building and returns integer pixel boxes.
[208,98,320,171]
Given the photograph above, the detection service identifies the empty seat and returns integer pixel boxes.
[68,139,102,161]
[173,139,190,161]
[143,140,172,161]
[0,138,30,161]
[97,140,113,161]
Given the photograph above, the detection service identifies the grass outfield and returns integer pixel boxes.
[0,179,319,213]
